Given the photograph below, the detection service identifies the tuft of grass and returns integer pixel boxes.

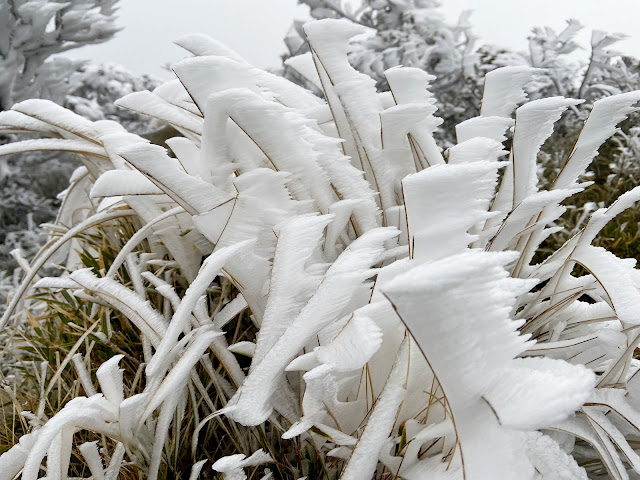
[0,218,332,479]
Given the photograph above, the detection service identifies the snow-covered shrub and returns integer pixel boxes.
[0,0,120,111]
[2,18,640,480]
[62,62,160,133]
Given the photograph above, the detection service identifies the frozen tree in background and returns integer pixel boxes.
[485,20,638,102]
[0,0,120,111]
[63,62,159,131]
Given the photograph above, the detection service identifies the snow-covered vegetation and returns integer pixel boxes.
[0,0,120,110]
[3,2,640,480]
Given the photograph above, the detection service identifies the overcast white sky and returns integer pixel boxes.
[63,0,640,78]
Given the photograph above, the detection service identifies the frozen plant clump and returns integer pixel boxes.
[2,17,640,480]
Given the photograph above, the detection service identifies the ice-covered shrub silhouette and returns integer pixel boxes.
[2,18,640,480]
[0,0,120,111]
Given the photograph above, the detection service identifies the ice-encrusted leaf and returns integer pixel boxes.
[20,395,119,480]
[91,169,164,197]
[303,19,397,215]
[314,314,383,372]
[193,171,296,321]
[447,136,506,165]
[0,138,106,158]
[165,136,202,178]
[70,268,167,345]
[224,227,398,426]
[213,294,248,330]
[189,459,208,480]
[148,388,184,480]
[402,147,504,261]
[511,97,582,206]
[212,449,273,480]
[104,442,126,480]
[78,441,105,480]
[146,240,252,379]
[201,88,354,218]
[285,53,323,89]
[455,116,514,144]
[385,67,436,105]
[583,405,640,474]
[118,143,233,216]
[579,185,640,248]
[340,340,408,480]
[525,431,588,480]
[527,327,625,367]
[379,103,432,182]
[383,250,538,480]
[487,188,581,253]
[0,109,59,135]
[587,388,640,444]
[175,32,246,61]
[384,66,444,167]
[393,420,456,476]
[384,250,534,400]
[572,245,640,325]
[400,457,461,480]
[96,354,125,406]
[554,416,629,480]
[173,54,324,117]
[480,66,543,118]
[252,214,332,366]
[554,91,640,190]
[33,276,81,289]
[151,79,201,115]
[0,432,37,480]
[303,19,381,151]
[115,90,203,135]
[140,327,222,426]
[221,87,320,170]
[11,99,100,141]
[46,426,74,480]
[485,356,595,430]
[228,341,256,357]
